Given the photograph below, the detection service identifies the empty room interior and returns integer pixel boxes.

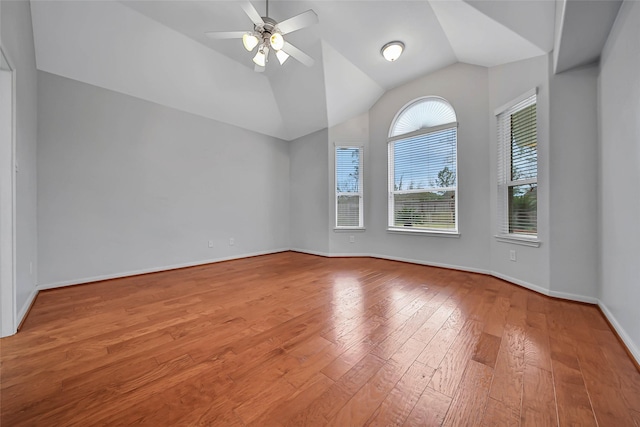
[1,0,639,425]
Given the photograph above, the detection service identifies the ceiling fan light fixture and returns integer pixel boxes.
[242,33,259,51]
[253,46,268,67]
[381,41,404,62]
[206,1,318,71]
[276,49,290,65]
[270,32,284,51]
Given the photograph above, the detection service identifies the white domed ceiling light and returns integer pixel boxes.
[381,41,405,62]
[206,0,318,72]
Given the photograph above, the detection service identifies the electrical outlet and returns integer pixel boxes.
[29,262,33,274]
[208,240,214,248]
[509,250,517,262]
[229,237,235,246]
[349,235,355,243]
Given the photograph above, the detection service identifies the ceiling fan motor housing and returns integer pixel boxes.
[256,17,278,41]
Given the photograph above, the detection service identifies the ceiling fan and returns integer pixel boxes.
[206,0,318,72]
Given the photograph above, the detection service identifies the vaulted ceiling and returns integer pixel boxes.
[29,0,621,141]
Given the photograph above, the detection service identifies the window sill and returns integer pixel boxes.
[334,227,366,232]
[387,228,460,238]
[495,235,541,247]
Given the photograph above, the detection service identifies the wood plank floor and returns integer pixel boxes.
[1,252,639,426]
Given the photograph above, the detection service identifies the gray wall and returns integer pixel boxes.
[367,63,491,270]
[488,55,551,293]
[298,56,603,307]
[598,0,640,357]
[1,0,39,315]
[37,72,290,287]
[297,63,494,271]
[549,65,599,300]
[289,128,329,254]
[328,112,370,254]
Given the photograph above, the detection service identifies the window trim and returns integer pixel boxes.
[494,234,541,247]
[387,121,458,143]
[387,228,460,237]
[387,117,459,235]
[495,88,539,243]
[334,144,364,229]
[493,88,537,117]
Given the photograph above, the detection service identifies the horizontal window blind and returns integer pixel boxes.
[510,103,537,182]
[497,92,537,236]
[388,127,457,231]
[508,184,537,234]
[392,191,456,230]
[336,146,363,228]
[391,128,456,191]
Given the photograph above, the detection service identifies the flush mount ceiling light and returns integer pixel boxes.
[381,41,405,62]
[206,0,318,72]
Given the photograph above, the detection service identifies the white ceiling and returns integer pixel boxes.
[554,0,622,73]
[29,0,618,141]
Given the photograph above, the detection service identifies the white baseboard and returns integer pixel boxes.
[326,252,372,258]
[29,247,638,367]
[290,249,491,276]
[549,290,598,304]
[17,287,38,329]
[369,253,492,276]
[294,250,636,365]
[480,271,552,296]
[289,248,332,257]
[597,300,640,365]
[37,248,290,291]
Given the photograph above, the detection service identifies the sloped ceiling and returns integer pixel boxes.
[553,0,622,74]
[29,0,615,141]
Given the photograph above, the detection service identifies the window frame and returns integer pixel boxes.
[495,89,540,246]
[387,97,459,235]
[334,144,364,230]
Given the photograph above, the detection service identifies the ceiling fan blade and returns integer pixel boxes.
[282,42,315,67]
[241,1,264,26]
[254,64,266,73]
[277,10,318,35]
[205,31,247,40]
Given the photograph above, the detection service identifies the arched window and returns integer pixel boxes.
[388,97,458,233]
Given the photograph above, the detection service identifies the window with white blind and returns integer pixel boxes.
[335,146,363,228]
[388,97,458,233]
[496,90,538,241]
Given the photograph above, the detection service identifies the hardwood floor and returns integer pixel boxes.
[1,252,639,426]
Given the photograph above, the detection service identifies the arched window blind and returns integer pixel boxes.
[390,97,457,138]
[388,97,458,233]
